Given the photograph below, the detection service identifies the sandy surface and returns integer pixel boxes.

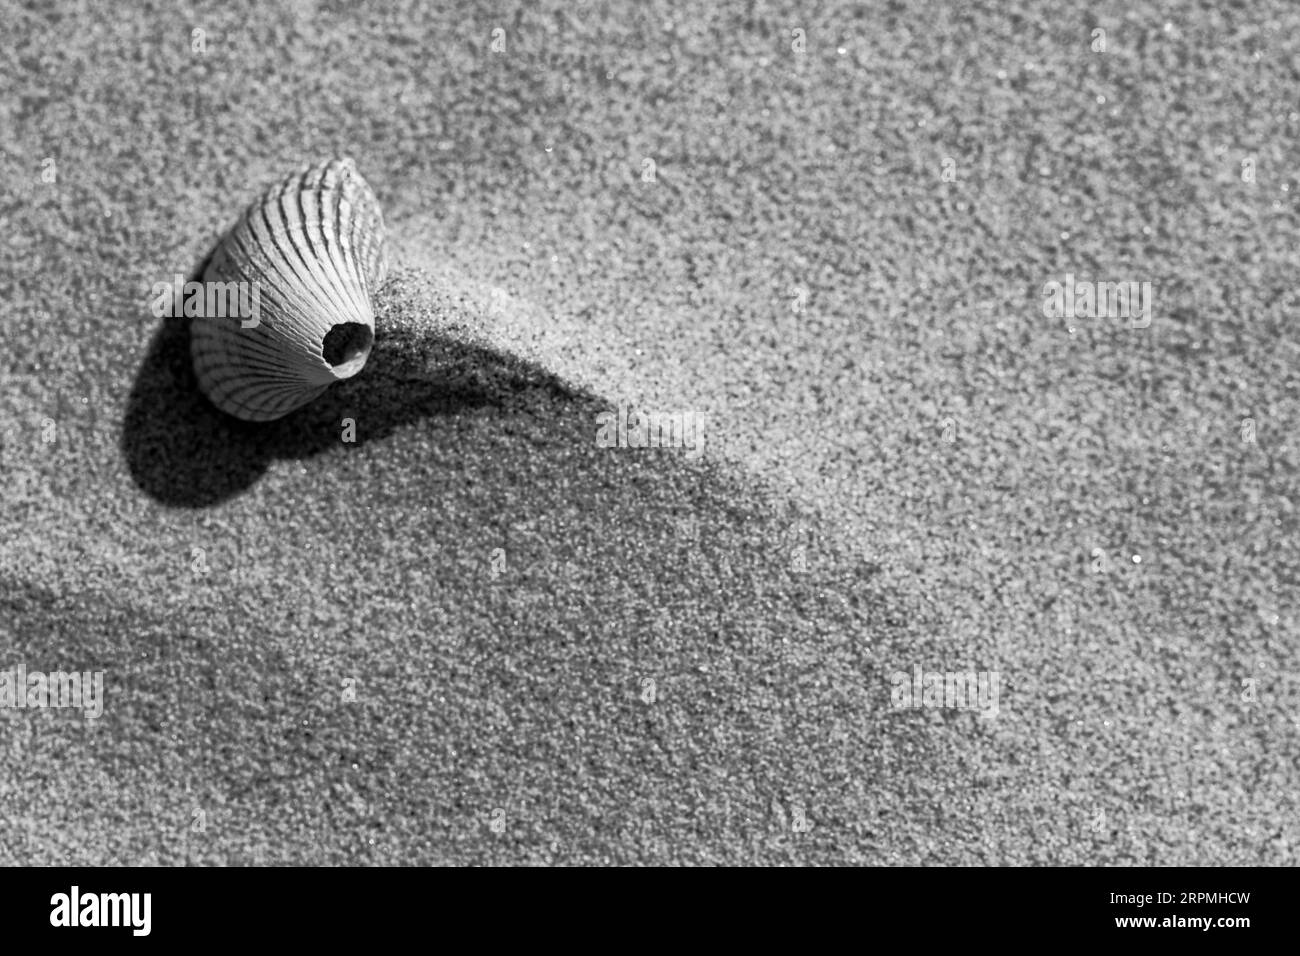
[1,0,1298,864]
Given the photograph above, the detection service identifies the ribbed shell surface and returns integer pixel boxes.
[191,158,389,421]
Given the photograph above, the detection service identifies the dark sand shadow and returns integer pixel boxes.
[121,284,588,508]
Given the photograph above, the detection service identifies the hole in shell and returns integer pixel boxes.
[322,323,373,369]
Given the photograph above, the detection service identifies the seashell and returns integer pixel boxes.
[190,157,389,421]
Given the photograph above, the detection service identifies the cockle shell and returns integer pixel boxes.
[191,157,389,421]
